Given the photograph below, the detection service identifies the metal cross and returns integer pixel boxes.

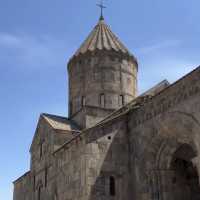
[97,0,106,20]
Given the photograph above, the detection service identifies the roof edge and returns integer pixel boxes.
[13,171,30,184]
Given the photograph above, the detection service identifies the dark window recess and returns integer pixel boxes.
[69,101,73,115]
[81,96,86,107]
[39,141,45,158]
[100,94,105,108]
[119,95,124,106]
[109,176,116,196]
[33,175,36,191]
[45,168,48,187]
[38,186,42,200]
[172,177,176,184]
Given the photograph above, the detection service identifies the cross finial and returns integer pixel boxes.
[97,0,106,20]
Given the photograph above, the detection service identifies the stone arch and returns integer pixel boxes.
[149,111,200,200]
[148,142,200,200]
[155,111,200,170]
[36,180,43,200]
[170,144,200,198]
[135,111,200,171]
[156,140,197,170]
[164,144,200,200]
[137,111,200,200]
[36,180,43,190]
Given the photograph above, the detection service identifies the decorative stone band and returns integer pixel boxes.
[68,49,138,71]
[131,66,200,127]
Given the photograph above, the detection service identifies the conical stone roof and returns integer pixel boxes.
[72,18,135,59]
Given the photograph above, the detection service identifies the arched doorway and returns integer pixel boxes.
[170,144,200,200]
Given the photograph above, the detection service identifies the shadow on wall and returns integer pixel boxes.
[85,108,200,200]
[86,117,135,200]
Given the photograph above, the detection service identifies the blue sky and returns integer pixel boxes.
[0,0,200,199]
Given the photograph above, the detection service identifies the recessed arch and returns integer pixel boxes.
[169,144,200,200]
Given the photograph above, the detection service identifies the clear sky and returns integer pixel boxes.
[0,0,200,199]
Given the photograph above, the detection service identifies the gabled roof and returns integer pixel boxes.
[30,114,81,152]
[42,113,80,132]
[13,171,30,184]
[72,18,135,59]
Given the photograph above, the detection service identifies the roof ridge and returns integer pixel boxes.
[42,113,81,132]
[42,113,68,120]
[85,25,99,52]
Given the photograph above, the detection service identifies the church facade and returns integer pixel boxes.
[13,16,200,200]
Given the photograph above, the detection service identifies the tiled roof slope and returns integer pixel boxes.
[42,113,80,132]
[73,18,134,58]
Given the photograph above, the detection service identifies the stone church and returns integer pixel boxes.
[13,14,200,200]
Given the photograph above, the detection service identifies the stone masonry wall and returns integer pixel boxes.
[128,67,200,200]
[53,114,131,200]
[13,115,76,200]
[13,65,200,200]
[69,51,137,128]
[13,172,31,200]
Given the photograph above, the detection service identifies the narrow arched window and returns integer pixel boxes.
[39,141,44,158]
[38,186,42,200]
[69,101,73,116]
[119,95,124,106]
[109,176,116,196]
[100,94,105,108]
[81,96,86,107]
[45,168,48,187]
[33,175,36,191]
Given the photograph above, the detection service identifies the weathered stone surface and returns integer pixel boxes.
[13,16,200,200]
[68,18,138,129]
